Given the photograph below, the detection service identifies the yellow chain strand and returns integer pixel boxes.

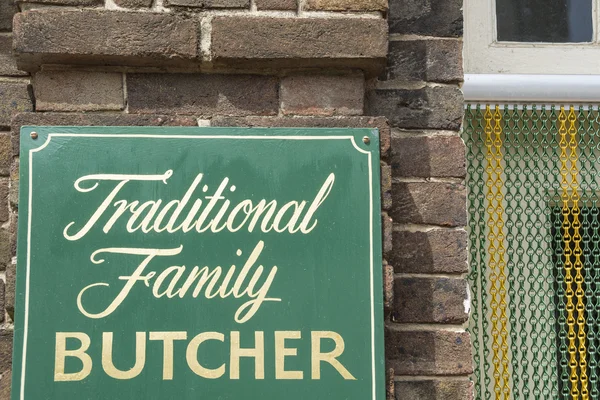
[568,107,589,399]
[485,105,511,399]
[493,107,511,398]
[559,107,588,399]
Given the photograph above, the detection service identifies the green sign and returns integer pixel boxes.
[12,126,384,400]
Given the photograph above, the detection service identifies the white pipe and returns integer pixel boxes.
[463,74,600,103]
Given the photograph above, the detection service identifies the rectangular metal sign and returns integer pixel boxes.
[12,126,383,400]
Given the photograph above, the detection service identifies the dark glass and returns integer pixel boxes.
[496,0,593,42]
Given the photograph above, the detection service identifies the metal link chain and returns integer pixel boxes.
[464,105,600,399]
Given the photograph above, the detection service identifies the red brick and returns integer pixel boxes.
[13,10,199,71]
[166,0,248,8]
[114,0,153,7]
[0,36,27,77]
[385,327,472,375]
[387,39,463,83]
[0,133,10,177]
[381,162,391,210]
[383,212,392,256]
[34,71,124,112]
[306,0,385,11]
[0,82,32,128]
[366,86,463,130]
[0,368,11,400]
[4,255,13,321]
[393,277,468,323]
[255,0,295,10]
[394,379,473,400]
[280,74,364,116]
[391,135,465,178]
[0,180,7,223]
[127,74,278,116]
[211,17,387,74]
[391,182,466,227]
[0,331,11,372]
[391,228,468,274]
[0,0,17,31]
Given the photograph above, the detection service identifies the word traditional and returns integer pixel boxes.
[63,170,336,240]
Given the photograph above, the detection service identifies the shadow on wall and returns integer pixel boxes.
[379,96,468,276]
[387,135,467,226]
[365,87,464,132]
[392,276,468,324]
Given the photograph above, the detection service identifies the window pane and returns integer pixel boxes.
[496,0,593,43]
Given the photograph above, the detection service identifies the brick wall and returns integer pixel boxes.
[366,0,474,398]
[0,0,471,397]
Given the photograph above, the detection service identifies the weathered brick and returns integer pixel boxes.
[381,162,392,210]
[306,0,385,11]
[210,116,391,157]
[4,215,14,322]
[395,379,473,400]
[0,331,11,372]
[0,133,10,177]
[255,0,295,10]
[166,0,248,8]
[387,39,463,83]
[127,74,278,116]
[4,251,13,321]
[385,327,472,375]
[0,82,32,128]
[391,228,468,274]
[0,229,9,271]
[0,36,27,77]
[0,0,17,31]
[7,214,14,261]
[0,280,4,323]
[388,0,462,37]
[280,74,364,116]
[387,368,395,400]
[13,10,199,71]
[391,182,466,227]
[19,0,101,5]
[366,86,463,130]
[114,0,152,7]
[0,369,10,400]
[393,277,468,323]
[391,135,465,178]
[0,180,7,223]
[211,17,387,74]
[8,159,17,210]
[383,212,392,256]
[383,262,394,309]
[34,71,124,112]
[11,113,197,156]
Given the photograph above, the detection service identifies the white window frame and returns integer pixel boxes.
[464,0,600,75]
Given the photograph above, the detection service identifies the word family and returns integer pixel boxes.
[78,241,279,323]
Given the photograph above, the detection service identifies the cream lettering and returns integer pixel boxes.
[77,241,280,323]
[55,330,355,381]
[64,171,335,240]
[63,170,174,241]
[59,168,349,383]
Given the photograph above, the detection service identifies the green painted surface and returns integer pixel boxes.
[12,126,384,400]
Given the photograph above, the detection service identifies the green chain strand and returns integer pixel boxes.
[502,105,521,400]
[465,105,483,400]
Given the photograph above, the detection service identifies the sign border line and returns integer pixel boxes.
[22,132,377,400]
